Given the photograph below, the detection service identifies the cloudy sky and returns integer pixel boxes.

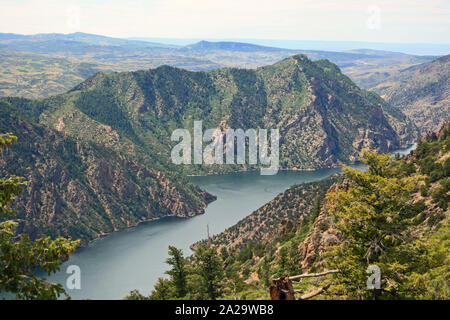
[1,0,449,43]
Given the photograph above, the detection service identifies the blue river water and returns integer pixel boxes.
[35,145,415,299]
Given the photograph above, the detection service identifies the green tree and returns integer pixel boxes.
[311,195,322,220]
[277,246,288,276]
[149,278,174,300]
[326,150,421,299]
[227,272,246,300]
[286,239,301,275]
[220,247,229,261]
[165,246,188,297]
[0,133,79,300]
[407,222,449,299]
[257,257,271,287]
[194,243,224,300]
[124,289,149,300]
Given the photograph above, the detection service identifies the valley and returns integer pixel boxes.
[0,31,448,301]
[0,33,436,99]
[39,165,362,299]
[0,53,418,246]
[39,145,415,300]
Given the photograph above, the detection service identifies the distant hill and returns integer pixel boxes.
[0,32,437,98]
[0,32,171,48]
[183,40,286,52]
[372,55,450,134]
[130,37,450,55]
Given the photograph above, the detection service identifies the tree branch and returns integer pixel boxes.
[289,269,340,281]
[299,283,331,300]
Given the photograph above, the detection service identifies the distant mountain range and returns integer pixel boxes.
[0,32,436,99]
[130,37,450,55]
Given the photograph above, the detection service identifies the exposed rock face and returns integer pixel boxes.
[373,54,450,135]
[0,113,214,245]
[297,182,349,271]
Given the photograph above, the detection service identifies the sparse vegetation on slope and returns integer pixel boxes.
[371,55,450,135]
[0,101,214,245]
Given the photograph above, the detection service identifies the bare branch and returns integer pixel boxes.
[299,283,331,300]
[289,269,340,281]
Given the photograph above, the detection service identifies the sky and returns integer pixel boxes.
[1,0,449,44]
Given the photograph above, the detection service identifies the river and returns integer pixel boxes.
[38,145,416,299]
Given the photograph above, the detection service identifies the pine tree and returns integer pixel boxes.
[278,246,288,275]
[194,243,224,300]
[149,278,173,300]
[257,257,271,287]
[326,150,421,299]
[165,246,188,297]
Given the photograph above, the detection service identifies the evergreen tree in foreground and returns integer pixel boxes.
[325,149,448,299]
[165,246,188,297]
[194,243,224,300]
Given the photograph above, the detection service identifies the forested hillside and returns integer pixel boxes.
[0,54,418,244]
[193,175,339,251]
[0,100,214,245]
[66,54,416,171]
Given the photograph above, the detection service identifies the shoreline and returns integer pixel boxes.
[80,143,416,248]
[184,144,416,177]
[81,210,207,248]
[185,165,342,177]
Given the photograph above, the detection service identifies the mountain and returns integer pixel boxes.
[183,41,286,53]
[0,32,436,98]
[0,32,171,48]
[0,99,215,245]
[371,55,450,135]
[1,54,416,243]
[342,49,438,89]
[131,38,450,55]
[0,32,173,51]
[68,54,416,170]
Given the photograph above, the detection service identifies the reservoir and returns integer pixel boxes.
[39,145,415,299]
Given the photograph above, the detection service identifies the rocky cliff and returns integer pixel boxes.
[0,107,214,245]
